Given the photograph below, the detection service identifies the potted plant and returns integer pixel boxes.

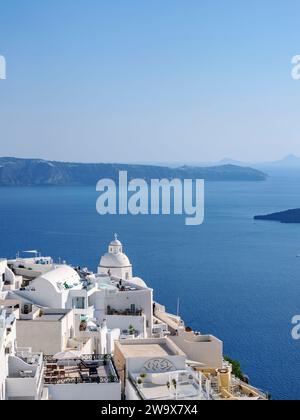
[172,379,178,400]
[128,325,135,335]
[79,320,87,331]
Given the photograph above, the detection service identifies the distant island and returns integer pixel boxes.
[254,209,300,223]
[0,157,267,186]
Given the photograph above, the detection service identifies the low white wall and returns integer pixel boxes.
[125,379,141,400]
[170,332,223,369]
[17,310,75,355]
[17,320,62,355]
[48,382,121,400]
[106,315,146,336]
[6,377,38,400]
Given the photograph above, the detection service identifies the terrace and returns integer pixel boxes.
[4,347,44,400]
[97,276,142,293]
[44,355,119,385]
[8,257,54,280]
[193,364,267,401]
[152,319,170,338]
[129,368,208,401]
[106,305,143,317]
[120,329,144,340]
[8,349,44,379]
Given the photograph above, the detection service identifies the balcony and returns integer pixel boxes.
[120,329,144,340]
[129,368,208,401]
[152,321,170,338]
[106,306,143,316]
[43,355,119,385]
[16,348,43,367]
[6,350,44,400]
[193,366,267,401]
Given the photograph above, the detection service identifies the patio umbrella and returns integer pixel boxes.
[54,350,82,360]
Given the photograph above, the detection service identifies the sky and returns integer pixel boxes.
[0,0,300,164]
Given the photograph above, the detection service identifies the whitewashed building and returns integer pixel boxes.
[0,238,267,401]
[98,235,133,280]
[16,308,92,356]
[44,354,121,400]
[114,338,210,400]
[0,301,45,400]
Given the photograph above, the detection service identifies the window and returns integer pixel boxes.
[72,297,85,309]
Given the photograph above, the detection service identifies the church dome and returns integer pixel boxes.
[131,277,148,288]
[110,239,122,247]
[100,252,131,269]
[99,235,132,270]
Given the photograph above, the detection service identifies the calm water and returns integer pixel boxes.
[1,174,300,400]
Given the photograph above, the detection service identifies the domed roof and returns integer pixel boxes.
[110,239,122,247]
[100,252,131,268]
[110,234,122,247]
[38,265,81,291]
[131,277,148,288]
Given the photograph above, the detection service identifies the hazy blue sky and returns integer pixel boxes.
[0,0,300,163]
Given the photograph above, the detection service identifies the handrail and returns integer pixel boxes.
[43,354,120,385]
[44,375,119,385]
[44,354,112,362]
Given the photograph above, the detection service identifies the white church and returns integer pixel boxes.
[97,235,148,289]
[98,234,133,280]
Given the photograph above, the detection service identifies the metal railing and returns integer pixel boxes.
[43,354,120,385]
[106,307,143,316]
[44,354,112,362]
[44,375,119,385]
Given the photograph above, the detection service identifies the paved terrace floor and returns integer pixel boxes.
[119,343,176,358]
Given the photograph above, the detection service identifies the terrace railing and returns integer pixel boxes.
[43,354,120,385]
[44,375,119,385]
[106,306,143,316]
[43,354,112,363]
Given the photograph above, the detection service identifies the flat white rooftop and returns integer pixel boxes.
[117,339,185,358]
[33,313,66,322]
[19,309,72,322]
[122,344,174,358]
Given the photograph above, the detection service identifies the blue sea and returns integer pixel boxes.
[1,172,300,400]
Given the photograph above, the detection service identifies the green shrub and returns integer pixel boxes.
[224,356,244,381]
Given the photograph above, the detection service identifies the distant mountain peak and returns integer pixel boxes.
[281,154,300,162]
[271,154,300,167]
